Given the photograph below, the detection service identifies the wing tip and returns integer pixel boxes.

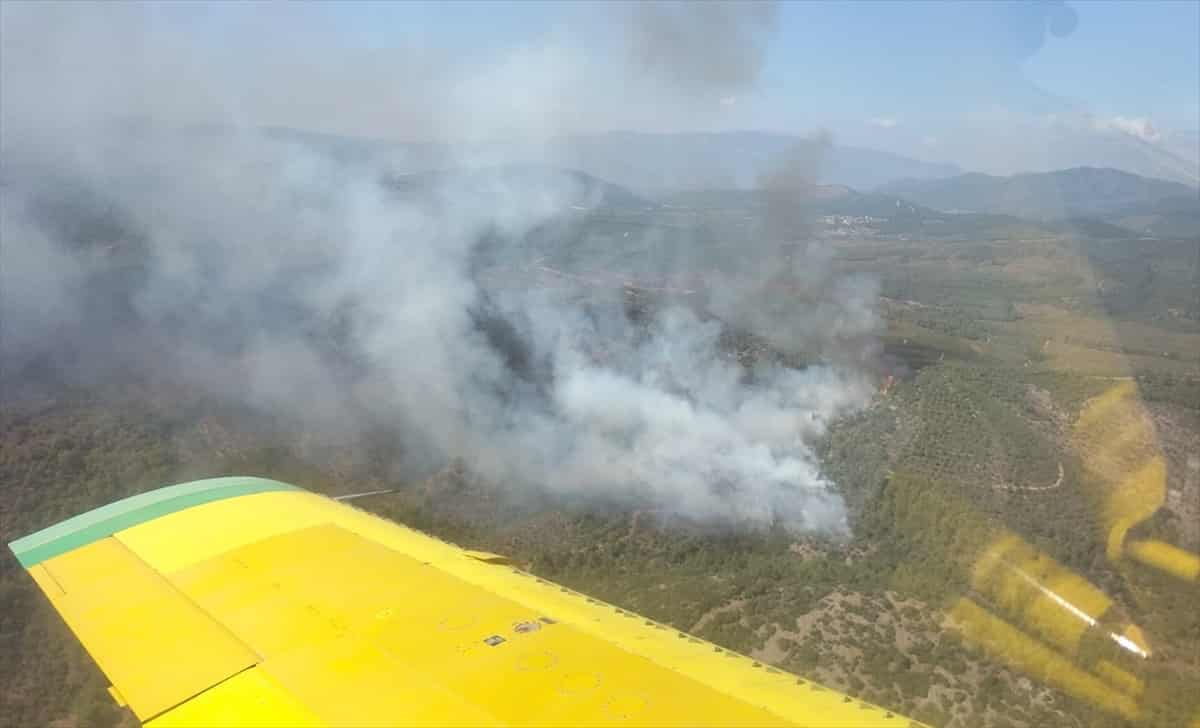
[9,476,303,568]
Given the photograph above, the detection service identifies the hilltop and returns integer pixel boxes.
[879,167,1197,222]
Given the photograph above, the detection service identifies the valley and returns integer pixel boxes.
[3,169,1198,728]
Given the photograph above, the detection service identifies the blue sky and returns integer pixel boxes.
[6,0,1196,174]
[774,1,1197,127]
[294,0,1199,131]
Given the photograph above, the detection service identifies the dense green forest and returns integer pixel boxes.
[3,195,1198,727]
[4,351,1197,727]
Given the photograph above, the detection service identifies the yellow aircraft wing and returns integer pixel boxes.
[9,477,919,727]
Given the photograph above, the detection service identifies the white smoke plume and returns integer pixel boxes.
[1,1,877,533]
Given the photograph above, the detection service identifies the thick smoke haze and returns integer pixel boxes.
[624,1,778,98]
[2,1,879,532]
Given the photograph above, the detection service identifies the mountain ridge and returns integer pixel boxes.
[264,127,963,194]
[878,166,1197,222]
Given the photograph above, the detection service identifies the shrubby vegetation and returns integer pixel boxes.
[3,200,1197,727]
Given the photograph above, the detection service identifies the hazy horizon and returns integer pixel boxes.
[4,1,1198,179]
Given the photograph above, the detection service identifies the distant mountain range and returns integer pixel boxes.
[669,183,1143,239]
[851,118,1200,187]
[532,132,964,197]
[382,164,1198,240]
[1017,125,1200,187]
[29,124,1193,239]
[266,128,962,196]
[251,126,1200,206]
[384,164,646,210]
[879,167,1198,223]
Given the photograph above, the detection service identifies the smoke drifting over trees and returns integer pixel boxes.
[1,1,880,532]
